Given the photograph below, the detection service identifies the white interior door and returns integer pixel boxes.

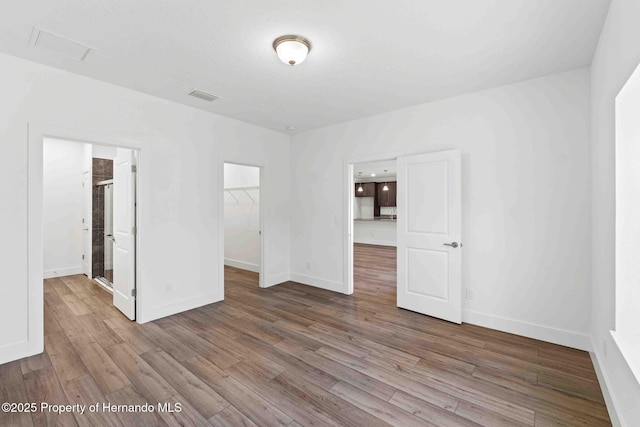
[82,171,91,277]
[113,148,136,320]
[397,149,462,323]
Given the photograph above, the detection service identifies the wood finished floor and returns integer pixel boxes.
[0,243,610,426]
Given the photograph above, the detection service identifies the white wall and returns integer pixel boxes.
[224,163,260,272]
[291,68,592,350]
[93,145,117,160]
[225,163,259,188]
[0,52,290,364]
[590,0,640,425]
[354,220,397,247]
[42,138,85,278]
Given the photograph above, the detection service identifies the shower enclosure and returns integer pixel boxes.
[104,181,114,285]
[96,179,114,288]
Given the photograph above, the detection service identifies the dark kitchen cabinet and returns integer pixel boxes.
[377,182,397,207]
[355,182,376,197]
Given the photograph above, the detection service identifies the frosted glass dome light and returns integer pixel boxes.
[273,35,311,66]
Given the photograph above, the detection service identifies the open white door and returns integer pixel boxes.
[113,148,136,320]
[82,171,91,277]
[397,149,462,323]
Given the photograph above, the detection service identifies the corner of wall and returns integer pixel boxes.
[590,338,623,427]
[289,272,348,294]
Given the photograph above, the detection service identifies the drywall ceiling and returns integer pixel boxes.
[0,0,610,133]
[355,160,397,180]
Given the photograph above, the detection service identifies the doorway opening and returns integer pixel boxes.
[347,150,463,324]
[351,160,398,303]
[43,137,138,321]
[223,162,263,293]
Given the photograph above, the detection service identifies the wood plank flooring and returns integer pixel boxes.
[0,244,610,426]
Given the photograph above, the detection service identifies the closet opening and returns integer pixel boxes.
[223,162,263,294]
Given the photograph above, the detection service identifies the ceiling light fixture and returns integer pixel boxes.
[273,35,311,66]
[371,173,376,177]
[383,170,389,191]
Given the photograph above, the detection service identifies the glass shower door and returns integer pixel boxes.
[104,183,114,286]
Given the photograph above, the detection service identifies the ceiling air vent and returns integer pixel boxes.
[30,27,93,61]
[188,90,219,102]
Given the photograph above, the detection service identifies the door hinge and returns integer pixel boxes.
[131,226,137,235]
[131,289,136,298]
[131,165,137,173]
[82,254,85,260]
[82,218,85,224]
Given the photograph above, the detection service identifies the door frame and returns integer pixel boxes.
[344,149,459,296]
[28,123,142,355]
[82,170,92,278]
[344,150,401,295]
[219,160,265,293]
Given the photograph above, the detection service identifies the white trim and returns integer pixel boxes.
[590,342,623,427]
[345,162,354,295]
[224,258,260,273]
[0,340,32,366]
[290,273,348,294]
[610,330,640,386]
[264,272,290,288]
[353,238,397,247]
[462,309,591,351]
[217,156,225,298]
[142,292,222,323]
[93,278,114,294]
[43,266,83,279]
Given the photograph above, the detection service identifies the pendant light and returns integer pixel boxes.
[382,170,389,191]
[356,172,364,193]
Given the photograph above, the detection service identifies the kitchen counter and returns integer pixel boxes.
[354,216,396,222]
[353,217,397,246]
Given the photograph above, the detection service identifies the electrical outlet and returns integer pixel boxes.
[166,282,174,293]
[465,288,477,300]
[305,262,311,270]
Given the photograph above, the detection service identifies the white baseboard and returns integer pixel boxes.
[354,239,397,247]
[264,272,290,288]
[463,309,591,351]
[590,342,623,427]
[44,266,83,279]
[290,273,348,294]
[140,292,222,324]
[0,339,43,366]
[224,258,259,273]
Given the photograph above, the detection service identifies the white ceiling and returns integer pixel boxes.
[355,160,397,180]
[0,1,610,134]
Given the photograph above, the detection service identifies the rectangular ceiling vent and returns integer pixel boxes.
[30,27,93,61]
[188,89,219,102]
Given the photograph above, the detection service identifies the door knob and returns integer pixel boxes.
[444,242,459,248]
